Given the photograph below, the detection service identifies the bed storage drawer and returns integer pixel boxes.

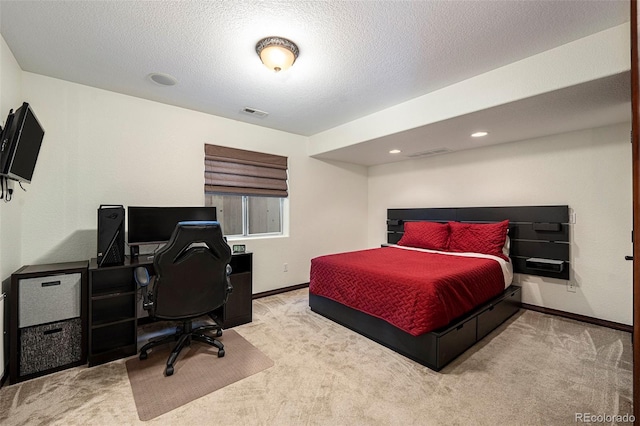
[477,286,521,340]
[435,316,477,368]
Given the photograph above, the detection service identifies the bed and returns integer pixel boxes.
[309,205,570,371]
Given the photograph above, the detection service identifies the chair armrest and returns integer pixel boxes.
[134,266,154,311]
[224,264,233,303]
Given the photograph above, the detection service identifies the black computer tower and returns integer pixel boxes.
[97,205,125,266]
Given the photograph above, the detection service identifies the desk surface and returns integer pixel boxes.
[89,255,153,270]
[16,260,89,276]
[89,253,251,270]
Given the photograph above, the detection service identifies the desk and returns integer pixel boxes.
[87,253,252,366]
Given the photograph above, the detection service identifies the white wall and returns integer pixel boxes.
[18,72,369,293]
[0,33,24,379]
[368,123,632,325]
[0,35,23,284]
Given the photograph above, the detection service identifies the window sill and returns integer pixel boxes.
[226,234,288,242]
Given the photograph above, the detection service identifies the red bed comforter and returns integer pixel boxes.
[309,246,506,336]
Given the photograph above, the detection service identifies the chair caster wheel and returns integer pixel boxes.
[216,329,223,337]
[218,349,225,357]
[166,366,174,376]
[139,351,148,360]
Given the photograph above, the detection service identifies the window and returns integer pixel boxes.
[204,144,287,238]
[205,194,283,236]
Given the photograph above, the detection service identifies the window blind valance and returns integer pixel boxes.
[204,144,288,197]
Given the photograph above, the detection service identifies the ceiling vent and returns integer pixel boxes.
[241,107,269,118]
[406,148,452,158]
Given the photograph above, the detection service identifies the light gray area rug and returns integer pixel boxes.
[0,288,633,425]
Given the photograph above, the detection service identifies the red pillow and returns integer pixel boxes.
[397,221,450,251]
[448,220,509,258]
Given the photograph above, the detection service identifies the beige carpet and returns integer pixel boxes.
[125,329,273,421]
[0,288,633,425]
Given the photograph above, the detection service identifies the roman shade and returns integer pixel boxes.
[204,144,288,197]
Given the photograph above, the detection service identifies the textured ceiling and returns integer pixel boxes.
[0,0,630,139]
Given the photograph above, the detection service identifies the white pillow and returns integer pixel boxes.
[502,236,511,257]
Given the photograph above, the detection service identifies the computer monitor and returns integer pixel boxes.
[127,206,217,246]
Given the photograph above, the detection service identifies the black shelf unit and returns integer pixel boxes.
[9,261,88,384]
[88,257,141,366]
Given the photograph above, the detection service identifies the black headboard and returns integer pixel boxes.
[387,205,570,280]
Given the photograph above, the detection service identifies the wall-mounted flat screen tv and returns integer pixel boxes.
[0,102,45,183]
[127,206,218,245]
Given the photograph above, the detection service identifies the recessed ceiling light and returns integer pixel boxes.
[389,149,402,154]
[471,131,489,138]
[148,73,178,86]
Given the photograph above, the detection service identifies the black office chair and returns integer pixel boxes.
[134,221,233,376]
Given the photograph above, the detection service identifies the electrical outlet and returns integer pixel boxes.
[567,281,576,293]
[283,263,288,272]
[569,211,576,224]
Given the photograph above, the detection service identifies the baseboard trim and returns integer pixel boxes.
[521,303,632,333]
[253,283,309,299]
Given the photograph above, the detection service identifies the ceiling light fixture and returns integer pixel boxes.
[471,131,489,138]
[389,149,402,154]
[256,37,299,72]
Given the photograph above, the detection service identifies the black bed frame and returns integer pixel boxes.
[309,205,570,371]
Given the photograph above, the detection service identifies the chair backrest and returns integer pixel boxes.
[152,221,232,320]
